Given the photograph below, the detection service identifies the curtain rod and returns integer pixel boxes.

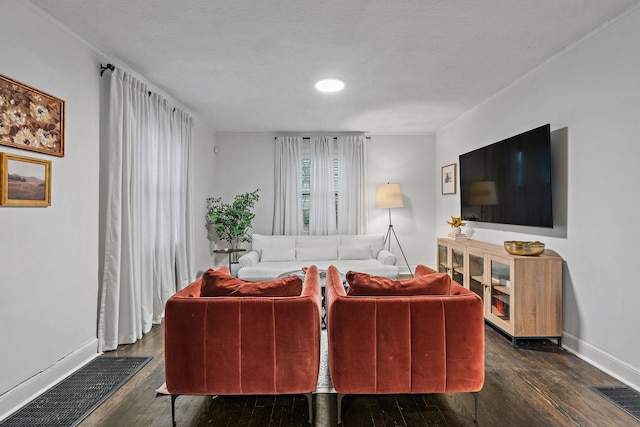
[275,136,370,140]
[100,63,176,111]
[100,63,114,76]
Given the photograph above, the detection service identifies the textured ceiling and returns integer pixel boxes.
[27,0,639,133]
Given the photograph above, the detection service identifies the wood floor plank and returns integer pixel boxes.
[410,394,450,425]
[391,395,427,426]
[375,394,409,426]
[76,322,640,427]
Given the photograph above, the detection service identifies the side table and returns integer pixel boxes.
[213,248,246,270]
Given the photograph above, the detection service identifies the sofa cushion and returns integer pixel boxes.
[261,247,296,262]
[252,234,296,262]
[296,245,337,261]
[338,244,372,260]
[377,249,397,265]
[238,250,260,267]
[295,235,340,248]
[346,271,451,296]
[340,234,384,255]
[200,267,302,297]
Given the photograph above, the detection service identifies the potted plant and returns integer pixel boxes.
[206,189,260,250]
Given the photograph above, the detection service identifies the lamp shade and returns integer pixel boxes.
[376,183,404,208]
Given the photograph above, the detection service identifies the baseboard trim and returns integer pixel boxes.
[0,338,100,421]
[562,332,640,392]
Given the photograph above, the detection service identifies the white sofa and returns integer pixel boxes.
[237,233,399,281]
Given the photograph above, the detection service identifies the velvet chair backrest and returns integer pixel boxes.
[326,265,484,395]
[165,266,322,395]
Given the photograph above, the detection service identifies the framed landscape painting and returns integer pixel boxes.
[0,74,65,157]
[0,152,51,207]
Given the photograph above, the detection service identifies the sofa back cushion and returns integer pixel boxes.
[295,235,340,247]
[346,271,451,296]
[252,234,296,262]
[338,244,372,260]
[295,235,339,261]
[201,267,302,297]
[296,245,337,261]
[340,234,384,255]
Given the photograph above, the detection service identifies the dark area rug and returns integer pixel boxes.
[591,386,640,422]
[0,356,151,427]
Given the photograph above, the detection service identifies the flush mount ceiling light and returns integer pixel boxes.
[315,78,344,92]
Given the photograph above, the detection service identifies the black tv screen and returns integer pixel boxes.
[459,124,553,228]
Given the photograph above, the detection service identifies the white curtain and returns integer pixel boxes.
[273,136,304,234]
[98,68,194,352]
[337,135,367,234]
[309,136,337,235]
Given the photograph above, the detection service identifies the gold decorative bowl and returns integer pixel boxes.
[504,241,545,256]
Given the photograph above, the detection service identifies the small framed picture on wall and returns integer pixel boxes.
[0,152,51,207]
[441,163,456,195]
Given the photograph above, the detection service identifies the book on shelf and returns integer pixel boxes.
[447,233,467,240]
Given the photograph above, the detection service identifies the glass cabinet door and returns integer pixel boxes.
[437,244,448,274]
[468,253,485,301]
[490,259,511,322]
[451,247,464,285]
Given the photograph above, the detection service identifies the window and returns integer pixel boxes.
[273,134,365,236]
[301,141,339,232]
[302,157,311,229]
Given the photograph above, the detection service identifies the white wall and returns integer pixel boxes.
[207,133,277,268]
[0,1,101,415]
[435,5,640,390]
[367,134,437,273]
[0,1,218,419]
[213,132,436,273]
[191,123,217,276]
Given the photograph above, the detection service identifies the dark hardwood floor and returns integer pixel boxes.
[80,323,639,427]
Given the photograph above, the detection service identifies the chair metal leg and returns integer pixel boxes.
[337,393,345,424]
[303,392,313,424]
[472,392,479,423]
[171,394,179,426]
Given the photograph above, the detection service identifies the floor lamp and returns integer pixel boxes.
[375,183,413,277]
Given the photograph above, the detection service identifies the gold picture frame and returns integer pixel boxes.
[0,74,65,157]
[0,152,51,207]
[441,163,457,195]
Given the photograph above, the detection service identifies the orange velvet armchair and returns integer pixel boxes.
[325,265,485,423]
[164,266,322,425]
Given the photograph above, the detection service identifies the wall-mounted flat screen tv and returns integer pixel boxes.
[459,124,553,228]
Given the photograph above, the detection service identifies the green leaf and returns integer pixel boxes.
[205,189,261,246]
